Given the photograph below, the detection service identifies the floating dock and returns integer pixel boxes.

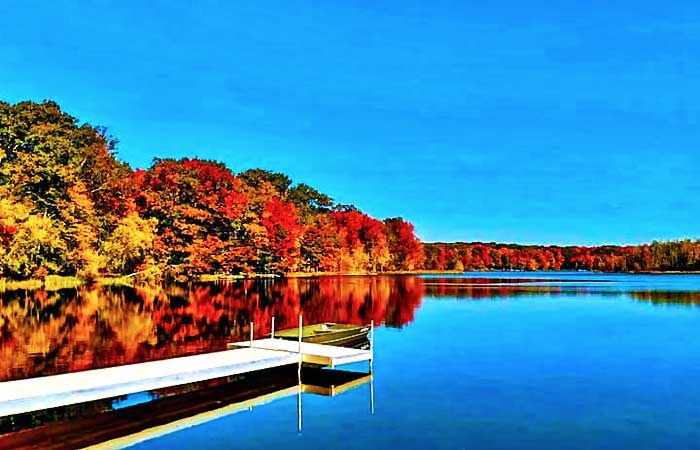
[230,338,372,368]
[0,318,373,418]
[0,367,374,450]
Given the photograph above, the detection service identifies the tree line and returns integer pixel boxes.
[0,100,423,280]
[423,241,700,272]
[0,100,697,280]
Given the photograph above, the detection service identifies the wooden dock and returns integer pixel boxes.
[0,318,373,418]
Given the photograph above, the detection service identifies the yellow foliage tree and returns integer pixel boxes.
[102,213,160,274]
[0,196,68,277]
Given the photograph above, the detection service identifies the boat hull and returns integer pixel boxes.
[273,323,370,348]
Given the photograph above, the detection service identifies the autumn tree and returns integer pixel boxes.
[134,158,249,274]
[0,100,130,278]
[102,213,160,274]
[0,194,67,278]
[299,215,341,271]
[238,169,291,196]
[260,198,303,272]
[383,218,424,270]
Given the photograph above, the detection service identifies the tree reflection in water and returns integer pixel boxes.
[0,276,423,382]
[1,275,697,382]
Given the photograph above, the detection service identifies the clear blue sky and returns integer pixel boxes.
[1,1,698,245]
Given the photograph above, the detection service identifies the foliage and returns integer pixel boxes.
[102,213,160,274]
[0,100,425,278]
[384,218,424,271]
[0,194,68,277]
[2,99,697,278]
[423,241,700,273]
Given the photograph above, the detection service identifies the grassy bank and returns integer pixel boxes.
[0,275,141,292]
[0,270,463,292]
[0,276,84,292]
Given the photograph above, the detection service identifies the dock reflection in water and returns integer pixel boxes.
[0,366,374,449]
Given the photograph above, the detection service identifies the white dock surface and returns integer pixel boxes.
[0,347,297,417]
[231,338,372,368]
[0,339,372,417]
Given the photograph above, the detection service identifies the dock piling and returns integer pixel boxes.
[298,315,303,377]
[369,320,374,372]
[298,315,303,354]
[297,361,303,433]
[271,316,275,339]
[297,382,303,432]
[370,374,375,415]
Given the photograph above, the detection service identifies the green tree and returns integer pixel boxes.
[239,169,292,195]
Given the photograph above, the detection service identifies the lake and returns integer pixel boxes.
[2,272,700,449]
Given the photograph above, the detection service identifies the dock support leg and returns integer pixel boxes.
[297,314,303,379]
[271,316,275,339]
[297,377,303,432]
[370,374,375,415]
[369,319,374,373]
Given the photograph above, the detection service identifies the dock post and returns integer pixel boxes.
[370,373,375,415]
[297,348,303,433]
[298,315,303,353]
[297,379,303,432]
[369,319,374,373]
[250,322,254,347]
[271,316,275,339]
[298,314,303,378]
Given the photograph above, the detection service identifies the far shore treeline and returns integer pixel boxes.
[423,241,700,273]
[0,100,699,281]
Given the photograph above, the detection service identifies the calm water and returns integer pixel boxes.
[2,273,700,449]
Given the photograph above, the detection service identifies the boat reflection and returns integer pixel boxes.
[0,366,374,450]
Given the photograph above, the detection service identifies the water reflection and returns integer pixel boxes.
[424,276,700,306]
[0,367,373,450]
[629,290,700,305]
[2,275,700,382]
[0,277,422,381]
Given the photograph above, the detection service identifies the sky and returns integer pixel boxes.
[1,1,699,245]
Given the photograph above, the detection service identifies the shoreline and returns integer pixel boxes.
[2,270,700,292]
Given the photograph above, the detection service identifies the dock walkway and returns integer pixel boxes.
[0,320,373,418]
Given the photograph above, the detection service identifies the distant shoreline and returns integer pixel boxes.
[629,270,700,275]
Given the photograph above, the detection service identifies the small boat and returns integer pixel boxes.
[273,323,370,347]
